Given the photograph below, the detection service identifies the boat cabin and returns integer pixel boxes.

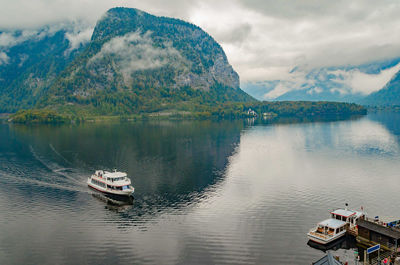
[93,170,131,191]
[88,169,134,197]
[331,209,363,227]
[317,219,347,236]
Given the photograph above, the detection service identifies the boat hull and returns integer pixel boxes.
[87,181,134,198]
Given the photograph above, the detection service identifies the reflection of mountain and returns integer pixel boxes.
[8,121,244,211]
[366,112,400,138]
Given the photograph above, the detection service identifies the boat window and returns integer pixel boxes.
[91,179,105,188]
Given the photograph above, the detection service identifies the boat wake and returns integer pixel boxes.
[29,145,85,186]
[0,144,91,196]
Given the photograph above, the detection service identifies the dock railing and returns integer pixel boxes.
[362,216,400,231]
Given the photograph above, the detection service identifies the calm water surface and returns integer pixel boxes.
[1,113,400,265]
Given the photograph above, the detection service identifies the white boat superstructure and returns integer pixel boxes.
[308,219,347,245]
[330,208,364,233]
[87,170,134,197]
[307,207,365,245]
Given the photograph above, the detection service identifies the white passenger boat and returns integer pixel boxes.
[87,170,134,197]
[307,206,365,245]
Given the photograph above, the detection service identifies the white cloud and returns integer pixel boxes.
[307,86,323,95]
[65,27,94,52]
[0,30,40,47]
[329,63,400,95]
[1,0,400,90]
[89,31,185,83]
[0,52,9,65]
[263,83,291,99]
[0,24,73,48]
[262,69,308,99]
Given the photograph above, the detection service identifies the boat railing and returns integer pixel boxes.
[361,216,400,234]
[308,230,332,240]
[362,216,393,227]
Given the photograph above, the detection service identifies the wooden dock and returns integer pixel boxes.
[357,218,400,251]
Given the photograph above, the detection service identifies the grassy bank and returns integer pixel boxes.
[7,101,367,124]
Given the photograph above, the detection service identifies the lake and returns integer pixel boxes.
[1,113,400,265]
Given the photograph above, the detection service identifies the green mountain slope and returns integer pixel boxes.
[40,7,253,115]
[362,70,400,106]
[0,27,87,112]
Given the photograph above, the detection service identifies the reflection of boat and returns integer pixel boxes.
[88,170,134,197]
[308,207,365,245]
[308,234,356,252]
[91,193,133,207]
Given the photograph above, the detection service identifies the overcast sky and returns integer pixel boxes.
[1,0,400,86]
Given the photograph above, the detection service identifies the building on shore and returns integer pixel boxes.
[357,217,400,251]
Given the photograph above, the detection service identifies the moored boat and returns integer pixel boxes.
[87,170,134,197]
[308,218,347,245]
[307,206,365,245]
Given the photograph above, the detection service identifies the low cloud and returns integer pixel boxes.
[2,0,400,91]
[246,62,400,100]
[65,27,94,52]
[89,31,184,83]
[0,30,41,47]
[0,24,73,48]
[0,52,9,65]
[329,63,400,95]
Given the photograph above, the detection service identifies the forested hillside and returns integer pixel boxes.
[0,26,88,112]
[38,7,253,115]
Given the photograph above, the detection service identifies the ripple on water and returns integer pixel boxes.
[1,116,400,265]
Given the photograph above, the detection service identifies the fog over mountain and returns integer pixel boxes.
[1,0,400,104]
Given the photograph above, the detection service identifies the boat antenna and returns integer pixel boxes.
[345,203,348,210]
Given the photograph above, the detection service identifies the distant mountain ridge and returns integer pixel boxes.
[242,58,400,106]
[362,70,400,106]
[0,7,253,114]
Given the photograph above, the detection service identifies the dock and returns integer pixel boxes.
[357,217,400,251]
[354,217,400,264]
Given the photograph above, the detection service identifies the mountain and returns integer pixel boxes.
[0,25,90,112]
[242,58,400,105]
[362,70,400,106]
[38,7,253,115]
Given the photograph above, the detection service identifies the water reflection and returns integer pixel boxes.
[1,114,400,265]
[0,119,253,237]
[91,193,133,211]
[307,235,357,252]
